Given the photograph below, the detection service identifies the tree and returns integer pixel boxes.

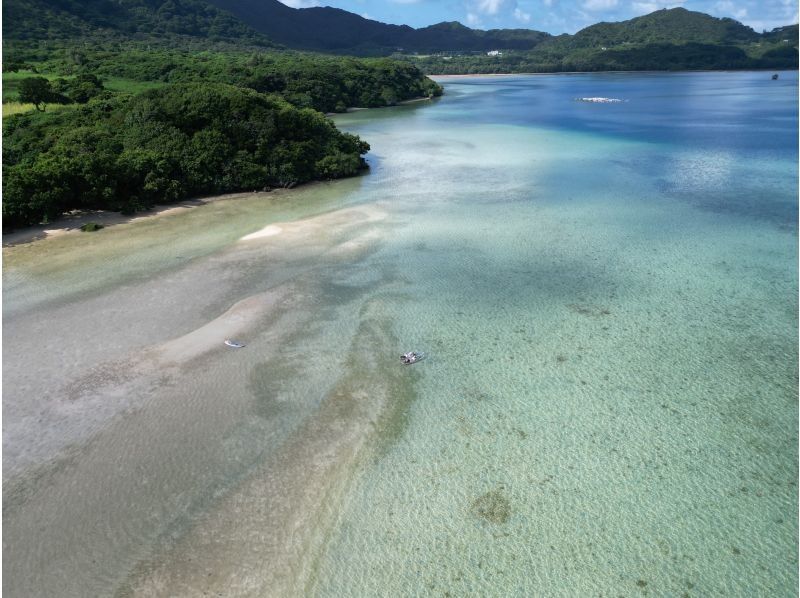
[52,73,105,103]
[17,77,56,111]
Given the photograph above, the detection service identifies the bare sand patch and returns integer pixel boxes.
[237,204,387,247]
[239,224,283,241]
[156,287,290,364]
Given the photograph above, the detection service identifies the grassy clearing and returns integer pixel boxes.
[3,102,75,117]
[2,70,60,101]
[3,70,165,102]
[1,69,165,119]
[3,102,36,116]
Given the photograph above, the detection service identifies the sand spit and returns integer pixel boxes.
[156,289,287,364]
[238,203,387,244]
[1,201,205,246]
[122,302,411,597]
[328,228,385,258]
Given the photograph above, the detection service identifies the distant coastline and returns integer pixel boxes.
[430,68,794,77]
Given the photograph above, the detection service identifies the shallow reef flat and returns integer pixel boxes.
[3,71,798,597]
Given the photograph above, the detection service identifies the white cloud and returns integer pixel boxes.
[581,0,618,10]
[464,0,526,23]
[630,1,655,12]
[476,0,507,15]
[630,0,684,15]
[466,11,482,24]
[542,0,554,6]
[743,0,798,31]
[278,0,320,7]
[714,0,748,20]
[514,7,532,21]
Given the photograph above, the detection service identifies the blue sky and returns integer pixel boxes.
[278,0,798,34]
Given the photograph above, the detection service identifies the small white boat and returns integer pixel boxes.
[576,97,625,103]
[400,351,425,365]
[224,339,245,348]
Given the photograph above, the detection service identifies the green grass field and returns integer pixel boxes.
[3,102,37,116]
[3,102,76,117]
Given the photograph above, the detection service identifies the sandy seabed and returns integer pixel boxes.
[3,194,412,597]
[4,72,798,598]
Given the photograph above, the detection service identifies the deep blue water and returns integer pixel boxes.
[431,71,799,229]
[440,71,798,152]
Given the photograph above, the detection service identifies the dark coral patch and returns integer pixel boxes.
[471,490,511,524]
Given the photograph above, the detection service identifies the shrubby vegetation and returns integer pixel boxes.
[3,83,374,228]
[18,48,442,113]
[14,73,106,110]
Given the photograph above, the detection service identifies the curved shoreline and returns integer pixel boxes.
[2,96,439,249]
[1,185,326,248]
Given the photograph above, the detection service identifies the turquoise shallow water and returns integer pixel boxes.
[318,72,799,595]
[3,72,797,596]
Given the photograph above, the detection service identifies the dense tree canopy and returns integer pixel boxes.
[3,84,372,228]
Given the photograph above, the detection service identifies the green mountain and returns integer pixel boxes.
[762,24,800,43]
[2,0,275,46]
[404,8,797,73]
[205,0,550,54]
[547,7,760,52]
[4,0,795,69]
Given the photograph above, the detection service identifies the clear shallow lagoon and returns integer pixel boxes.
[3,72,798,596]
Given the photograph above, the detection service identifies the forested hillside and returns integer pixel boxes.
[206,0,550,54]
[403,9,798,73]
[550,7,760,50]
[3,0,273,46]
